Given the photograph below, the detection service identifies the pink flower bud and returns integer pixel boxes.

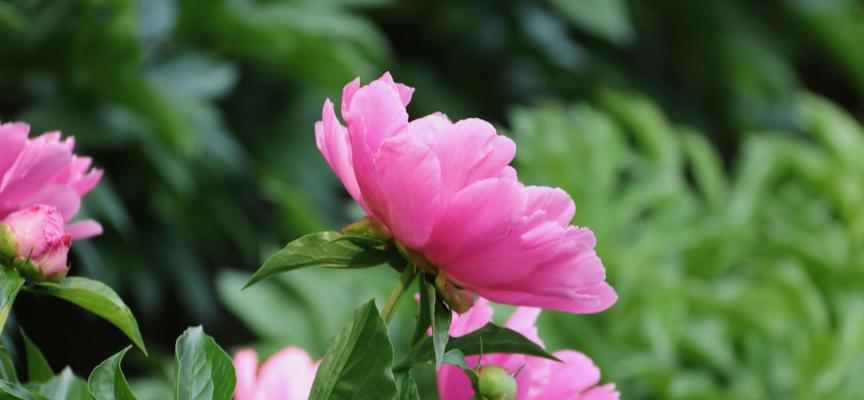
[1,204,72,281]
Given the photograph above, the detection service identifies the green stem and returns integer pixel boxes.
[381,265,418,324]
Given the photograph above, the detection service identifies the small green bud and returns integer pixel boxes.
[477,365,517,400]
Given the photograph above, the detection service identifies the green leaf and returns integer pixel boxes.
[88,346,137,400]
[309,300,396,400]
[0,380,41,400]
[396,323,557,371]
[37,368,90,400]
[0,269,24,337]
[19,330,52,383]
[0,346,17,383]
[174,326,236,400]
[429,284,451,369]
[31,277,146,355]
[545,0,634,45]
[394,373,420,400]
[245,231,399,288]
[410,279,432,347]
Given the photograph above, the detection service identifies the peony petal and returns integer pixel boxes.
[505,307,543,346]
[436,364,478,400]
[532,350,605,399]
[449,298,494,337]
[346,79,410,154]
[345,79,411,219]
[315,99,370,214]
[66,220,103,240]
[578,384,620,400]
[255,347,318,400]
[401,113,452,143]
[232,350,259,400]
[524,186,576,226]
[423,178,526,275]
[0,122,29,183]
[422,118,516,200]
[31,185,80,221]
[373,137,441,248]
[377,71,414,107]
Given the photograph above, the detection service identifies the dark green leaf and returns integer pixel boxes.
[396,323,557,371]
[245,231,399,288]
[430,285,451,369]
[88,346,137,400]
[19,330,52,383]
[174,326,235,400]
[410,279,432,347]
[395,373,420,400]
[37,368,90,400]
[31,277,146,355]
[309,300,396,400]
[0,269,24,337]
[0,347,17,383]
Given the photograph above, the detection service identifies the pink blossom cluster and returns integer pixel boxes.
[0,122,103,279]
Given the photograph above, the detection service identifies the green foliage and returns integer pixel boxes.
[174,327,235,400]
[245,231,400,288]
[0,270,23,336]
[511,92,864,399]
[309,300,396,400]
[2,1,864,399]
[397,323,557,372]
[19,331,52,383]
[30,278,146,355]
[88,347,137,400]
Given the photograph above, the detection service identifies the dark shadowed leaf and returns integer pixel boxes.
[20,330,52,383]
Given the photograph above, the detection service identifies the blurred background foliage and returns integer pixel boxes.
[1,0,864,398]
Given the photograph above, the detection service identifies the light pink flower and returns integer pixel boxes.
[0,122,103,240]
[437,299,619,400]
[233,347,319,400]
[315,73,615,314]
[2,204,72,280]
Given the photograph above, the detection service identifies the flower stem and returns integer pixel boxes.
[381,264,418,324]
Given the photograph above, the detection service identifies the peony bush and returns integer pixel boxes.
[0,74,618,400]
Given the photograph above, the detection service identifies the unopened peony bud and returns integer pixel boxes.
[477,365,517,400]
[1,205,72,281]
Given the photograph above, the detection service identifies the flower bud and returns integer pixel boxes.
[342,217,392,241]
[477,365,517,400]
[436,272,474,313]
[1,205,72,281]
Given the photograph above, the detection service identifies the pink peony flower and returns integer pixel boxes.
[437,299,619,400]
[1,204,72,280]
[315,72,615,314]
[233,347,319,400]
[0,122,103,240]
